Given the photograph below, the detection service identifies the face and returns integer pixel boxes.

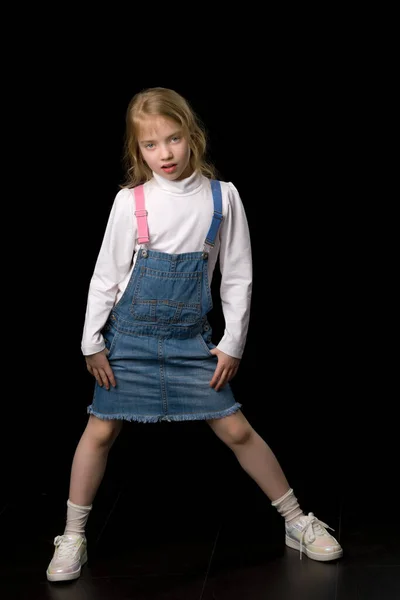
[137,116,192,181]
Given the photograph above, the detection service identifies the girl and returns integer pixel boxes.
[46,87,343,582]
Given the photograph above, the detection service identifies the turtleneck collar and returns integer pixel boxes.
[151,170,204,195]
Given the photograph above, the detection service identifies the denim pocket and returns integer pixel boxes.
[131,267,202,324]
[102,326,119,359]
[196,332,216,357]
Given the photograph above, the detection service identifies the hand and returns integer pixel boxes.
[85,348,116,390]
[209,348,240,391]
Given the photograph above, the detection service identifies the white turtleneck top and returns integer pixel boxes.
[81,170,253,359]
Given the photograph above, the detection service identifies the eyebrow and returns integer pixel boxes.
[139,130,182,144]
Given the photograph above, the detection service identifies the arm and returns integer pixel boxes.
[81,188,136,356]
[216,182,253,360]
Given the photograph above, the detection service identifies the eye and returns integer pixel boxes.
[170,136,181,143]
[144,143,155,149]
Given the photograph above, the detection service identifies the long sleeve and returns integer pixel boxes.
[81,189,136,355]
[217,182,253,359]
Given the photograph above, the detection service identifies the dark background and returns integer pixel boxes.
[2,18,398,595]
[4,51,391,545]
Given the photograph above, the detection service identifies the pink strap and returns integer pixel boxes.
[133,185,150,244]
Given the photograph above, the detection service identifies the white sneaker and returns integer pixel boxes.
[285,512,343,561]
[46,534,88,582]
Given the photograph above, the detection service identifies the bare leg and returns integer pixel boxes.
[207,410,290,502]
[47,415,124,581]
[69,415,123,506]
[208,411,343,562]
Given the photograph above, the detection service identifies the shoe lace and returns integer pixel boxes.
[54,535,81,559]
[298,512,334,560]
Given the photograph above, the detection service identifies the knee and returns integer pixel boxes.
[210,415,253,447]
[86,415,122,448]
[226,423,253,446]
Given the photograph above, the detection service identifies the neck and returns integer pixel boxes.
[152,170,204,194]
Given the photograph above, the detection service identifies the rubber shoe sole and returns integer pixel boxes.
[286,535,343,561]
[46,550,88,582]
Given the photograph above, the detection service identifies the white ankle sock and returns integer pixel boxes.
[64,499,92,536]
[271,488,304,525]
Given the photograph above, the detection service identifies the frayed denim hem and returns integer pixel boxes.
[87,402,242,423]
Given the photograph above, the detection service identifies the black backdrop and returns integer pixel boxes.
[4,62,390,529]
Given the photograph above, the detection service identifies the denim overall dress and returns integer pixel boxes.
[87,179,242,423]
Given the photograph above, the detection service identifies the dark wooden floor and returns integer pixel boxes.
[1,418,398,600]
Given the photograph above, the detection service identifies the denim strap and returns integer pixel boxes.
[204,179,223,247]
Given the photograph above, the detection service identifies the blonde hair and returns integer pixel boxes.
[122,87,218,187]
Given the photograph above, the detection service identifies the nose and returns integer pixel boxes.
[160,143,173,160]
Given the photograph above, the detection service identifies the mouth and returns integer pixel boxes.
[161,163,177,173]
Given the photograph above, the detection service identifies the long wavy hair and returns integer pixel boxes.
[122,87,218,188]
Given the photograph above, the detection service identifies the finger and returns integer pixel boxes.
[228,366,238,381]
[218,365,238,389]
[99,369,110,390]
[105,366,116,387]
[212,365,229,390]
[215,370,229,391]
[210,366,223,388]
[92,368,103,387]
[210,364,224,387]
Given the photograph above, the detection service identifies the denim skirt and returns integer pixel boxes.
[87,317,241,423]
